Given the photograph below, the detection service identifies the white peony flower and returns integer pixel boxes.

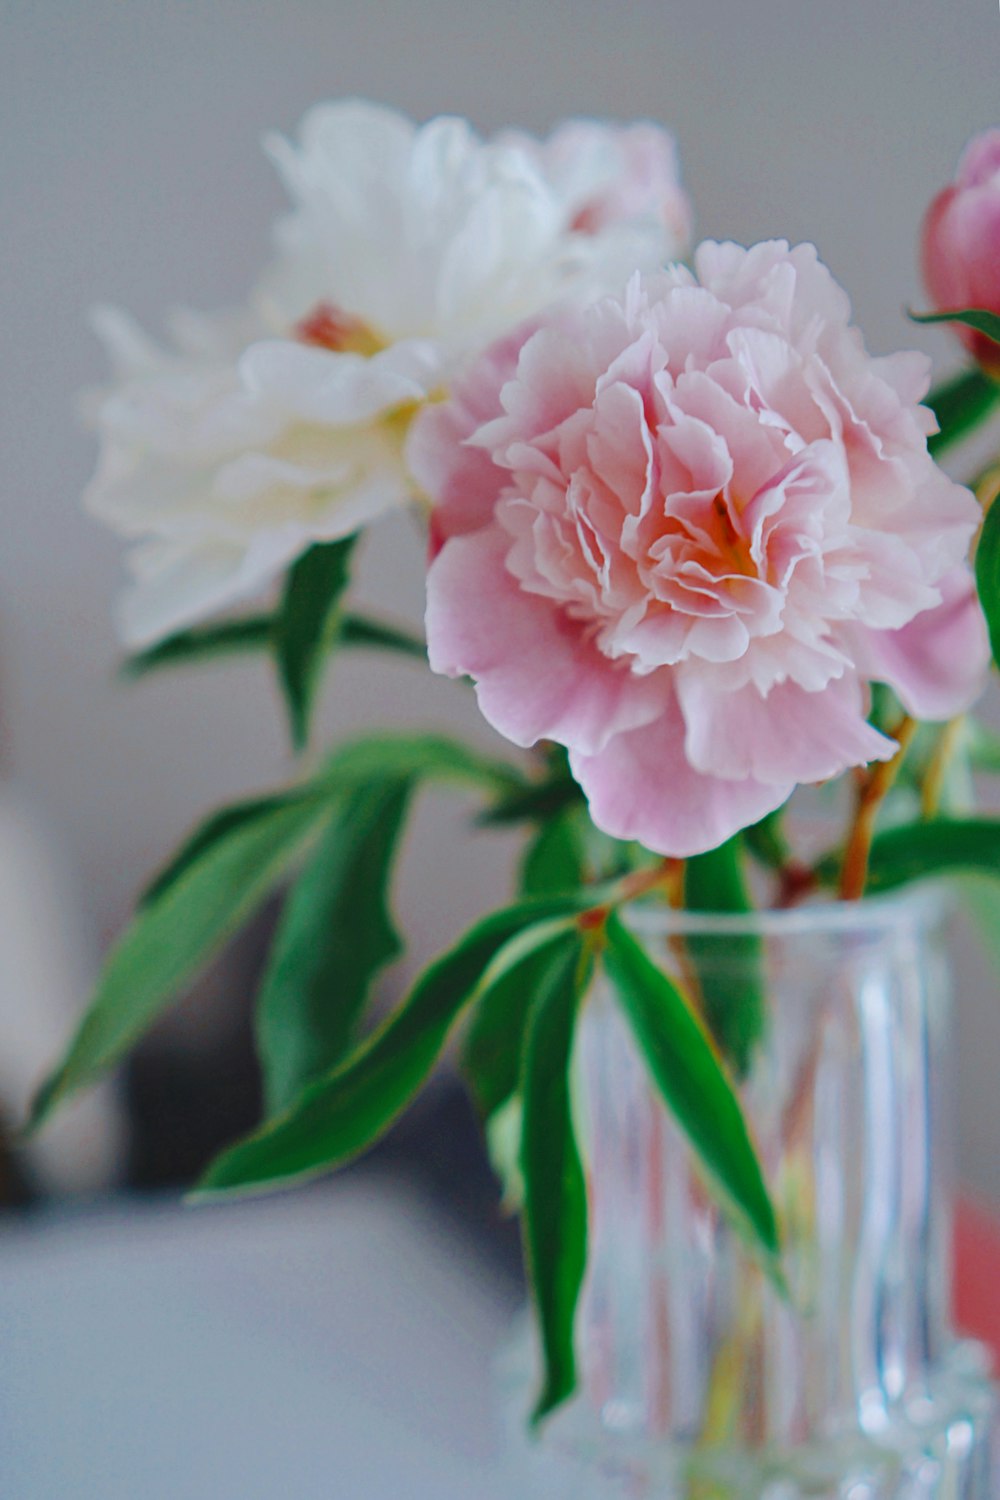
[85,101,691,648]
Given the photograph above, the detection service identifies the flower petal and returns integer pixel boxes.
[426,527,662,754]
[570,698,793,857]
[850,566,990,720]
[677,671,896,784]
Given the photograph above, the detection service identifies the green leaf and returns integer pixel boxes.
[461,814,587,1121]
[975,496,1000,670]
[911,306,1000,348]
[194,898,586,1199]
[339,613,426,660]
[275,537,357,751]
[255,777,414,1115]
[477,775,584,827]
[32,728,522,1134]
[462,944,558,1122]
[145,733,507,913]
[139,789,324,908]
[519,931,593,1424]
[122,610,425,685]
[253,731,526,1114]
[683,838,766,1079]
[922,366,1000,457]
[29,794,333,1129]
[684,837,753,914]
[603,913,779,1260]
[520,811,587,896]
[320,731,524,797]
[860,818,1000,892]
[463,913,593,1123]
[121,616,274,679]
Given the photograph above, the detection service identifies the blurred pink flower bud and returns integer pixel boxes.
[921,128,1000,371]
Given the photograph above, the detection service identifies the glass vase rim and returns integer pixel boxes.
[622,880,948,940]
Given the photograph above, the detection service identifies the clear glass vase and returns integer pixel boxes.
[499,888,997,1498]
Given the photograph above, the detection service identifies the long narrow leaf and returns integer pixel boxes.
[861,818,1000,892]
[520,811,587,897]
[256,778,414,1115]
[922,366,1000,456]
[683,838,766,1079]
[520,932,592,1424]
[254,734,530,1113]
[122,616,274,679]
[30,795,333,1128]
[975,496,1000,669]
[34,730,528,1134]
[910,307,1000,347]
[194,899,587,1199]
[477,776,584,827]
[140,789,324,908]
[146,733,511,913]
[320,731,524,797]
[276,536,356,751]
[339,614,426,660]
[603,914,779,1259]
[123,610,426,685]
[463,812,587,1119]
[462,945,560,1122]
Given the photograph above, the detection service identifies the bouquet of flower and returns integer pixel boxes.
[32,104,1000,1425]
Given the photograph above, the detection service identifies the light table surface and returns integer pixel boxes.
[0,1181,516,1500]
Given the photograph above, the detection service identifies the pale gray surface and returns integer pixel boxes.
[1,1,999,1188]
[0,1184,513,1499]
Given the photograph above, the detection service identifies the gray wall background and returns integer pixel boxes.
[2,0,999,1190]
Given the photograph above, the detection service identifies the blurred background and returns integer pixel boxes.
[1,2,998,1495]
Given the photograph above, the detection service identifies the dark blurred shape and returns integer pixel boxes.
[123,897,276,1190]
[126,1035,264,1191]
[122,900,523,1284]
[387,1078,524,1286]
[0,1107,33,1208]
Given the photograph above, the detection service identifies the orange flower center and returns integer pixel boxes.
[294,301,384,358]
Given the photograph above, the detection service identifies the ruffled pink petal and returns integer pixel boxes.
[412,402,507,556]
[570,696,793,857]
[426,526,662,754]
[418,243,988,831]
[409,324,540,554]
[850,565,990,720]
[676,670,896,784]
[475,320,603,457]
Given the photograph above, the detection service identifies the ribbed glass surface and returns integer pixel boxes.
[500,891,996,1498]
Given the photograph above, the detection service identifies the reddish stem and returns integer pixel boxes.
[839,718,917,901]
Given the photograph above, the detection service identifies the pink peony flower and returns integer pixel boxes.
[922,128,1000,372]
[502,118,692,257]
[421,241,988,857]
